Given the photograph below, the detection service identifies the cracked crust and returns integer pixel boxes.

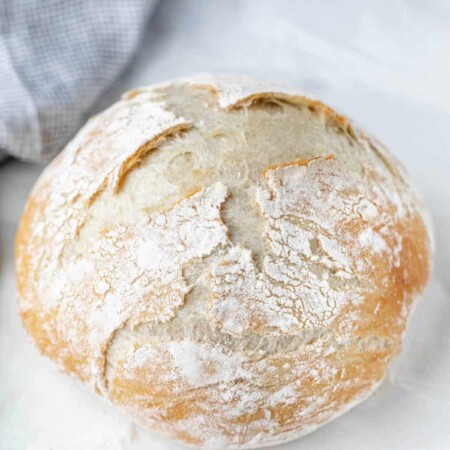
[208,155,417,336]
[16,75,432,448]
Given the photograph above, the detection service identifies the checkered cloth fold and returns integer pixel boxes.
[0,0,157,162]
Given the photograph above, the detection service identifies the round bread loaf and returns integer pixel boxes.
[16,75,432,449]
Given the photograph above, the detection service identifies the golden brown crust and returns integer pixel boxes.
[185,74,355,137]
[262,153,334,174]
[15,75,432,448]
[15,93,193,387]
[209,155,429,338]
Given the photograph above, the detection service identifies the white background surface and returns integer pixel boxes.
[1,1,450,449]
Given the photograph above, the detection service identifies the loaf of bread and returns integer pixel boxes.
[16,75,432,448]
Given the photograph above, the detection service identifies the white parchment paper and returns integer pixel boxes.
[1,1,450,449]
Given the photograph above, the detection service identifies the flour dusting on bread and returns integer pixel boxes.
[16,74,432,449]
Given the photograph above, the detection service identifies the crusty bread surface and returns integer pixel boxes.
[15,75,432,449]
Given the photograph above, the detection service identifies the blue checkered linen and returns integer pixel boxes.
[0,0,157,162]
